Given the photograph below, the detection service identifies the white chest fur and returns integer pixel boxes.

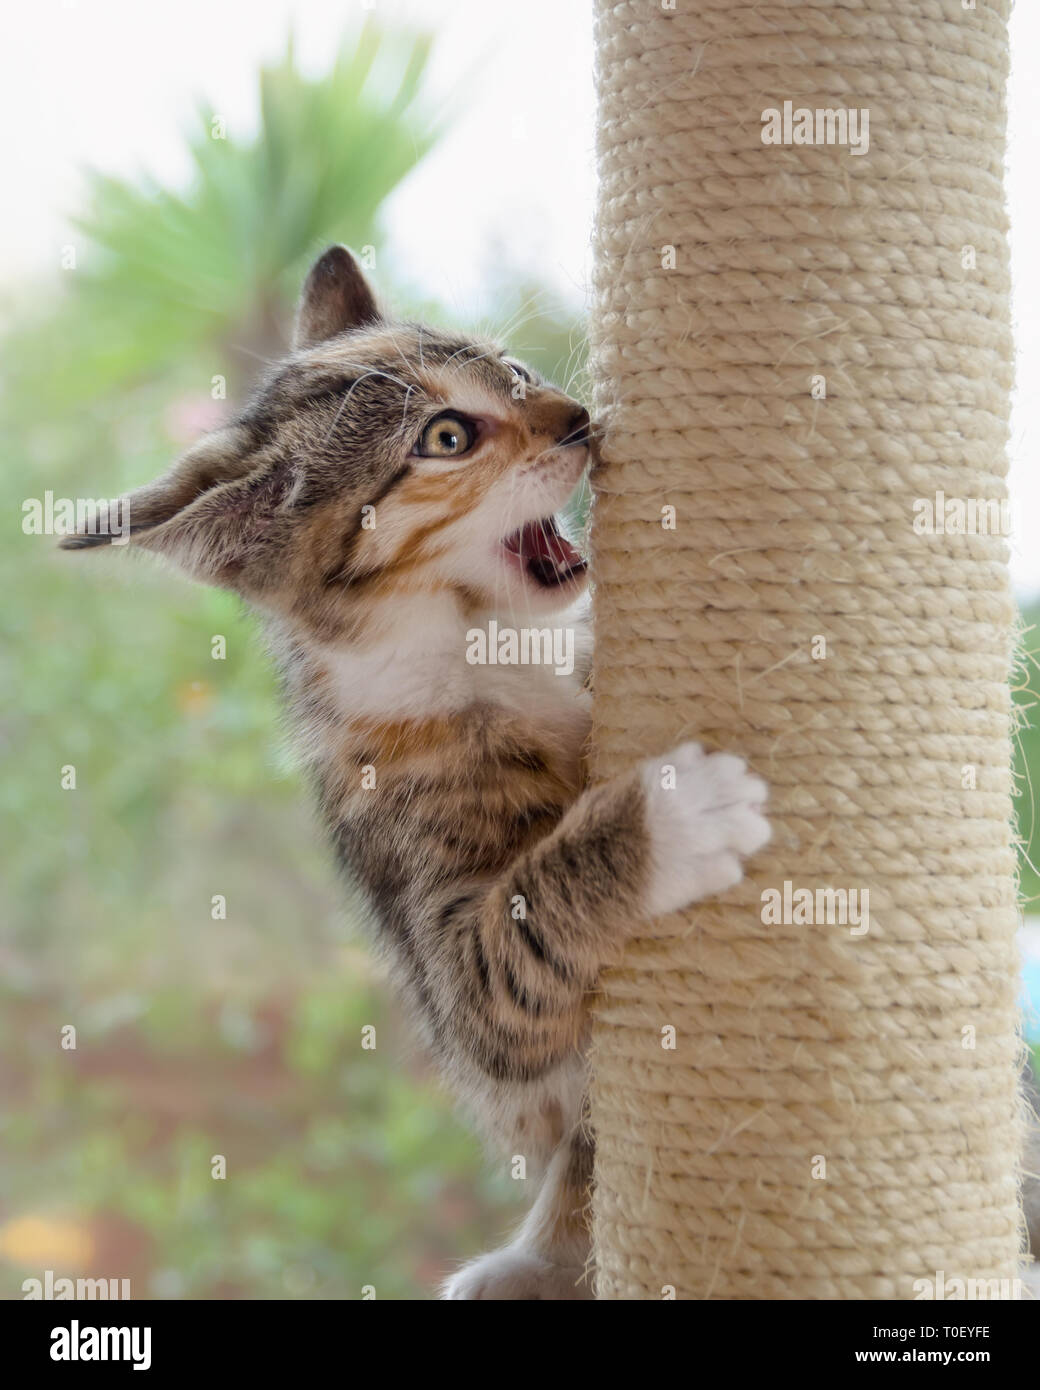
[310,594,592,743]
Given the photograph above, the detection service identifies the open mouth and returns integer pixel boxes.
[503,516,588,589]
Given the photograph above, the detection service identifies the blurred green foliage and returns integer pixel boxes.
[1015,604,1040,906]
[1,22,584,1300]
[9,24,445,409]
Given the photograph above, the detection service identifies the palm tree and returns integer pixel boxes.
[26,21,443,408]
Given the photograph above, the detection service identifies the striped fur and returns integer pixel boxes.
[66,247,771,1298]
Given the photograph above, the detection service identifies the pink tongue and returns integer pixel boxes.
[520,520,580,568]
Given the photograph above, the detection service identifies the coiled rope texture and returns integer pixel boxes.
[588,0,1022,1299]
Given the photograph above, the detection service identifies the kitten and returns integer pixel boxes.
[65,246,771,1299]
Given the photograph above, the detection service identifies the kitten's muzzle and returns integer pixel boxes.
[557,407,591,449]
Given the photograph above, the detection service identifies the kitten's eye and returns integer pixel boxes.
[414,412,474,458]
[506,360,531,383]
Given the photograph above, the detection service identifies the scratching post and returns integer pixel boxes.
[588,1,1021,1299]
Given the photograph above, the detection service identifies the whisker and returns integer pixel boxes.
[320,367,414,444]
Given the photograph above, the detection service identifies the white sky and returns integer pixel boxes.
[3,0,1037,596]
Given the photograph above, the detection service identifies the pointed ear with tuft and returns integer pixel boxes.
[292,244,382,351]
[60,423,276,586]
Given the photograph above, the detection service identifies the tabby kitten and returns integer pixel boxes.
[65,247,771,1299]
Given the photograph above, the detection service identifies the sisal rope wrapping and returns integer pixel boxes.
[587,0,1023,1299]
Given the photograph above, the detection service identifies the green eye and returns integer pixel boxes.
[415,413,474,458]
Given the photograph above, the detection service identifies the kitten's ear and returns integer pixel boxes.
[293,244,382,350]
[60,424,272,584]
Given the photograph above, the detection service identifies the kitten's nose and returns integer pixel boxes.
[558,406,591,448]
[526,392,591,447]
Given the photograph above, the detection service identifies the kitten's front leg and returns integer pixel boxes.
[435,741,771,1065]
[435,741,769,1299]
[639,740,771,916]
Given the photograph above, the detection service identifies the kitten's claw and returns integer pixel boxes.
[441,1247,593,1301]
[641,741,771,916]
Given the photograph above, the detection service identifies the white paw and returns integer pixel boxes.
[441,1247,593,1301]
[641,741,770,916]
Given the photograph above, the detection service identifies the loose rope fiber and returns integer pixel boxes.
[587,0,1023,1299]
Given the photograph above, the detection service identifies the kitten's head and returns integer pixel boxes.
[64,246,592,632]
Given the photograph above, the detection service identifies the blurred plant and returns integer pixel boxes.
[1015,605,1040,906]
[10,21,443,410]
